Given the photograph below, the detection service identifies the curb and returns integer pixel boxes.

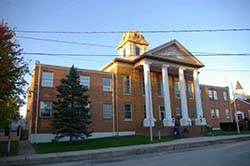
[1,135,250,166]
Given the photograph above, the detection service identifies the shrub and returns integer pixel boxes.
[220,122,234,131]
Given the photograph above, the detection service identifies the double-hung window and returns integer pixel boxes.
[103,104,112,119]
[124,104,132,120]
[103,78,111,91]
[40,101,52,118]
[80,75,90,89]
[41,71,53,87]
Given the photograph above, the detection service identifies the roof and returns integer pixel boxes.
[142,39,204,68]
[235,80,243,90]
[116,29,149,49]
[102,39,205,71]
[232,98,250,106]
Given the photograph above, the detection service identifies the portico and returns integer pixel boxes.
[139,59,205,127]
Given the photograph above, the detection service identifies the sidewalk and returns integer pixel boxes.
[18,140,36,155]
[1,135,250,166]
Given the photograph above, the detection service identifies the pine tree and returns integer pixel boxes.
[52,66,91,143]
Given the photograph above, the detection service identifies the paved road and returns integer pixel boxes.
[40,141,250,166]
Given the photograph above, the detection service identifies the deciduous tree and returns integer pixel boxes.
[0,21,29,129]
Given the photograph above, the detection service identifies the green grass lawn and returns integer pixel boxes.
[212,130,250,136]
[0,141,19,156]
[33,135,176,154]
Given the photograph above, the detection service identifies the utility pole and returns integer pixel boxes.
[231,83,240,134]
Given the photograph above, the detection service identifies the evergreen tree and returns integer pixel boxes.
[52,66,91,142]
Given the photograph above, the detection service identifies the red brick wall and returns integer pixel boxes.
[231,99,250,119]
[28,64,113,134]
[200,85,232,128]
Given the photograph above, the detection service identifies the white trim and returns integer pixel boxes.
[30,131,135,143]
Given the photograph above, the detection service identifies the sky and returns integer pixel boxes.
[0,0,250,117]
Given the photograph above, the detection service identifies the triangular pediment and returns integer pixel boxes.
[144,40,204,68]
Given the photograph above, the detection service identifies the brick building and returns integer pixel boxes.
[200,85,232,129]
[231,81,250,121]
[26,30,232,143]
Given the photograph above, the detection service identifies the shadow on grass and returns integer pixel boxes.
[33,135,177,154]
[0,141,19,157]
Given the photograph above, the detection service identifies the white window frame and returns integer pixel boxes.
[103,104,112,119]
[80,75,90,89]
[124,103,132,120]
[40,101,52,118]
[208,90,213,99]
[211,108,220,119]
[123,75,131,95]
[41,71,53,87]
[236,111,244,120]
[103,78,111,91]
[208,89,218,100]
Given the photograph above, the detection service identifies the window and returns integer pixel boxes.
[174,80,180,98]
[40,101,52,118]
[135,46,140,56]
[225,109,230,119]
[123,49,126,56]
[187,82,194,99]
[123,75,131,95]
[190,106,197,118]
[236,111,244,120]
[210,109,216,119]
[176,106,182,118]
[208,90,213,99]
[159,105,165,121]
[103,78,111,91]
[80,75,90,88]
[103,104,112,119]
[213,91,218,100]
[157,78,163,96]
[223,91,228,101]
[210,108,220,119]
[124,104,132,120]
[41,71,53,87]
[141,77,145,95]
[208,89,218,100]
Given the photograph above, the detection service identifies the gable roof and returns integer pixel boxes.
[142,39,204,68]
[101,39,205,71]
[233,98,250,106]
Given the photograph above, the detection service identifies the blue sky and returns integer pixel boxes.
[1,0,250,117]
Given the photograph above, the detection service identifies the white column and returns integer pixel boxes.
[179,67,191,126]
[193,69,206,125]
[143,61,155,127]
[162,65,174,126]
